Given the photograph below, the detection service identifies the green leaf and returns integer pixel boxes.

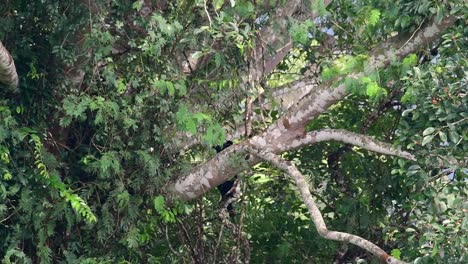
[311,0,328,16]
[438,131,447,142]
[431,241,438,257]
[402,54,417,67]
[401,54,417,77]
[154,196,166,213]
[116,78,126,94]
[193,26,210,35]
[235,1,254,18]
[193,112,211,122]
[166,81,175,96]
[116,191,130,208]
[3,171,12,180]
[191,51,204,60]
[176,80,187,96]
[290,19,314,45]
[422,127,435,136]
[367,9,381,26]
[432,223,446,232]
[176,104,197,133]
[215,53,222,68]
[202,123,225,146]
[434,199,447,212]
[449,131,460,144]
[421,135,434,146]
[132,0,143,11]
[98,152,121,177]
[343,77,359,92]
[391,248,401,260]
[366,81,381,97]
[186,119,197,134]
[214,0,224,10]
[321,67,336,80]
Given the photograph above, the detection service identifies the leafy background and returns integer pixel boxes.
[0,0,466,263]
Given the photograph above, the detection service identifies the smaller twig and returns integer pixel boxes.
[0,209,16,224]
[177,219,199,263]
[165,224,184,259]
[182,51,195,74]
[203,0,212,27]
[329,19,354,39]
[310,189,338,216]
[213,223,225,263]
[236,187,250,263]
[399,18,426,51]
[443,117,467,128]
[196,201,205,261]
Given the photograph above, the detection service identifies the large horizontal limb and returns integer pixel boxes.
[285,129,416,161]
[167,144,261,201]
[246,146,408,264]
[169,127,416,201]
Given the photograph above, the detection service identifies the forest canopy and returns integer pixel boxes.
[0,0,466,263]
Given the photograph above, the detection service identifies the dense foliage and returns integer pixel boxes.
[0,0,466,263]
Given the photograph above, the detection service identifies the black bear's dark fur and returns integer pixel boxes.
[214,141,236,217]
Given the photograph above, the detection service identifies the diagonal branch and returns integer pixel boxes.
[168,15,457,201]
[245,145,408,264]
[285,129,416,160]
[259,15,458,142]
[0,41,18,88]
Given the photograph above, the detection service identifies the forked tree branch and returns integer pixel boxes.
[169,127,416,201]
[245,145,408,264]
[168,14,457,201]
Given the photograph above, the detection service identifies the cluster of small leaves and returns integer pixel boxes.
[0,106,14,181]
[0,0,186,262]
[27,130,97,223]
[1,0,261,261]
[289,19,315,46]
[153,195,192,223]
[176,103,226,146]
[390,24,467,262]
[321,54,368,80]
[320,54,387,99]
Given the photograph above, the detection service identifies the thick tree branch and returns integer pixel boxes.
[168,144,260,201]
[285,129,416,160]
[255,15,458,148]
[0,41,18,88]
[370,15,458,69]
[245,145,408,264]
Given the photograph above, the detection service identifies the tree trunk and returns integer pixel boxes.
[0,41,18,88]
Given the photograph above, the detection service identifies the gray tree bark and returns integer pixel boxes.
[0,41,18,88]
